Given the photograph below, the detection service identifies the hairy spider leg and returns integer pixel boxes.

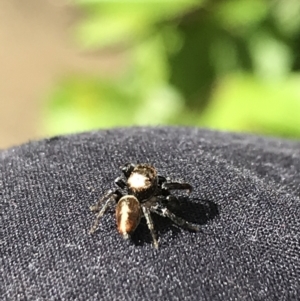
[161,195,180,212]
[161,181,193,194]
[150,201,200,232]
[114,177,127,189]
[121,163,136,178]
[158,175,167,185]
[141,206,159,249]
[89,189,122,233]
[89,189,116,213]
[89,194,119,234]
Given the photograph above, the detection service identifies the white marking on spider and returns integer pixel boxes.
[119,201,131,237]
[128,173,149,189]
[161,208,168,215]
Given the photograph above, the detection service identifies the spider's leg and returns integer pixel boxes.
[114,177,127,189]
[121,163,135,178]
[161,181,192,194]
[150,202,200,232]
[163,195,180,212]
[158,175,167,185]
[89,193,120,234]
[90,189,116,213]
[141,206,159,249]
[155,194,179,209]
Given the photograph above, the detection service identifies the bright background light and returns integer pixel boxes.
[1,0,300,148]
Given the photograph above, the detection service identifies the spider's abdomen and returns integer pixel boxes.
[116,196,141,239]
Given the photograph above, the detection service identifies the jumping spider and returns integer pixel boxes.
[89,163,200,248]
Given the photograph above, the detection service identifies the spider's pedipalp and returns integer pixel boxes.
[114,177,127,189]
[121,163,135,178]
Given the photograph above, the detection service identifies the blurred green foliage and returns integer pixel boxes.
[45,0,300,138]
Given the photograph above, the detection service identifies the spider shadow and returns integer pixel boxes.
[131,197,219,247]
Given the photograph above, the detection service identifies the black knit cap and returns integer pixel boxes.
[1,127,299,300]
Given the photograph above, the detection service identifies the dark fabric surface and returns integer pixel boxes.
[1,127,300,301]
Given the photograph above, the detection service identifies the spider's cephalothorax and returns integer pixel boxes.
[89,163,199,248]
[126,163,158,200]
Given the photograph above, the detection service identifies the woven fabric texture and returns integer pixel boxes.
[1,127,299,300]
